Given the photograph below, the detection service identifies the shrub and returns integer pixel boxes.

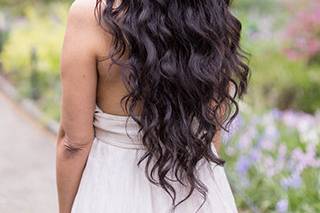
[233,0,320,114]
[283,1,320,65]
[0,3,68,121]
[244,41,320,114]
[232,0,278,14]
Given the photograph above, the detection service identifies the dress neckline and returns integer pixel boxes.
[95,104,141,121]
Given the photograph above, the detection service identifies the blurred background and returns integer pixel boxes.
[0,0,319,212]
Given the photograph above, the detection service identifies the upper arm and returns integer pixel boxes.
[58,0,104,147]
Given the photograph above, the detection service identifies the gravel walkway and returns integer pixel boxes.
[0,92,58,213]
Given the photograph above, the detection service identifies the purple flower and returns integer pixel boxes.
[281,173,302,189]
[264,125,279,139]
[259,137,275,151]
[249,149,261,162]
[281,111,300,129]
[235,156,251,175]
[281,110,316,134]
[263,156,276,177]
[278,144,287,160]
[237,128,256,150]
[290,144,320,173]
[271,108,281,119]
[222,114,244,143]
[276,199,288,213]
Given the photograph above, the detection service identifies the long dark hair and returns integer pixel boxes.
[94,0,249,211]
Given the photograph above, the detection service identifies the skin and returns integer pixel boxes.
[55,0,222,212]
[56,1,108,212]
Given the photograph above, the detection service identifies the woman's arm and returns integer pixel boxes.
[55,1,105,212]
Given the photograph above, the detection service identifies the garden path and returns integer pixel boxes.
[0,91,58,213]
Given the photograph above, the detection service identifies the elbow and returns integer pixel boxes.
[56,130,93,156]
[62,136,91,153]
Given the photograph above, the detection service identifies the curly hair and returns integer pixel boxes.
[94,0,249,211]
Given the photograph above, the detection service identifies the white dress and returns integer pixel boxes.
[71,104,238,213]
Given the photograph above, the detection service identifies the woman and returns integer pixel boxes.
[56,0,249,212]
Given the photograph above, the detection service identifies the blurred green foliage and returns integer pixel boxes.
[0,30,8,53]
[245,42,320,114]
[235,0,320,114]
[1,5,66,76]
[0,0,71,15]
[233,0,278,13]
[0,3,68,120]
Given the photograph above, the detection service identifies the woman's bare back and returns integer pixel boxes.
[93,14,142,116]
[96,59,142,116]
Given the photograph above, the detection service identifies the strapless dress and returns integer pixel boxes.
[71,104,238,213]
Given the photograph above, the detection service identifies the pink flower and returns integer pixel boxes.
[283,1,320,62]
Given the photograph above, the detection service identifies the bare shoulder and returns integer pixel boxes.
[68,0,97,26]
[66,0,111,60]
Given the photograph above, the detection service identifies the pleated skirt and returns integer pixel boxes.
[71,105,238,213]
